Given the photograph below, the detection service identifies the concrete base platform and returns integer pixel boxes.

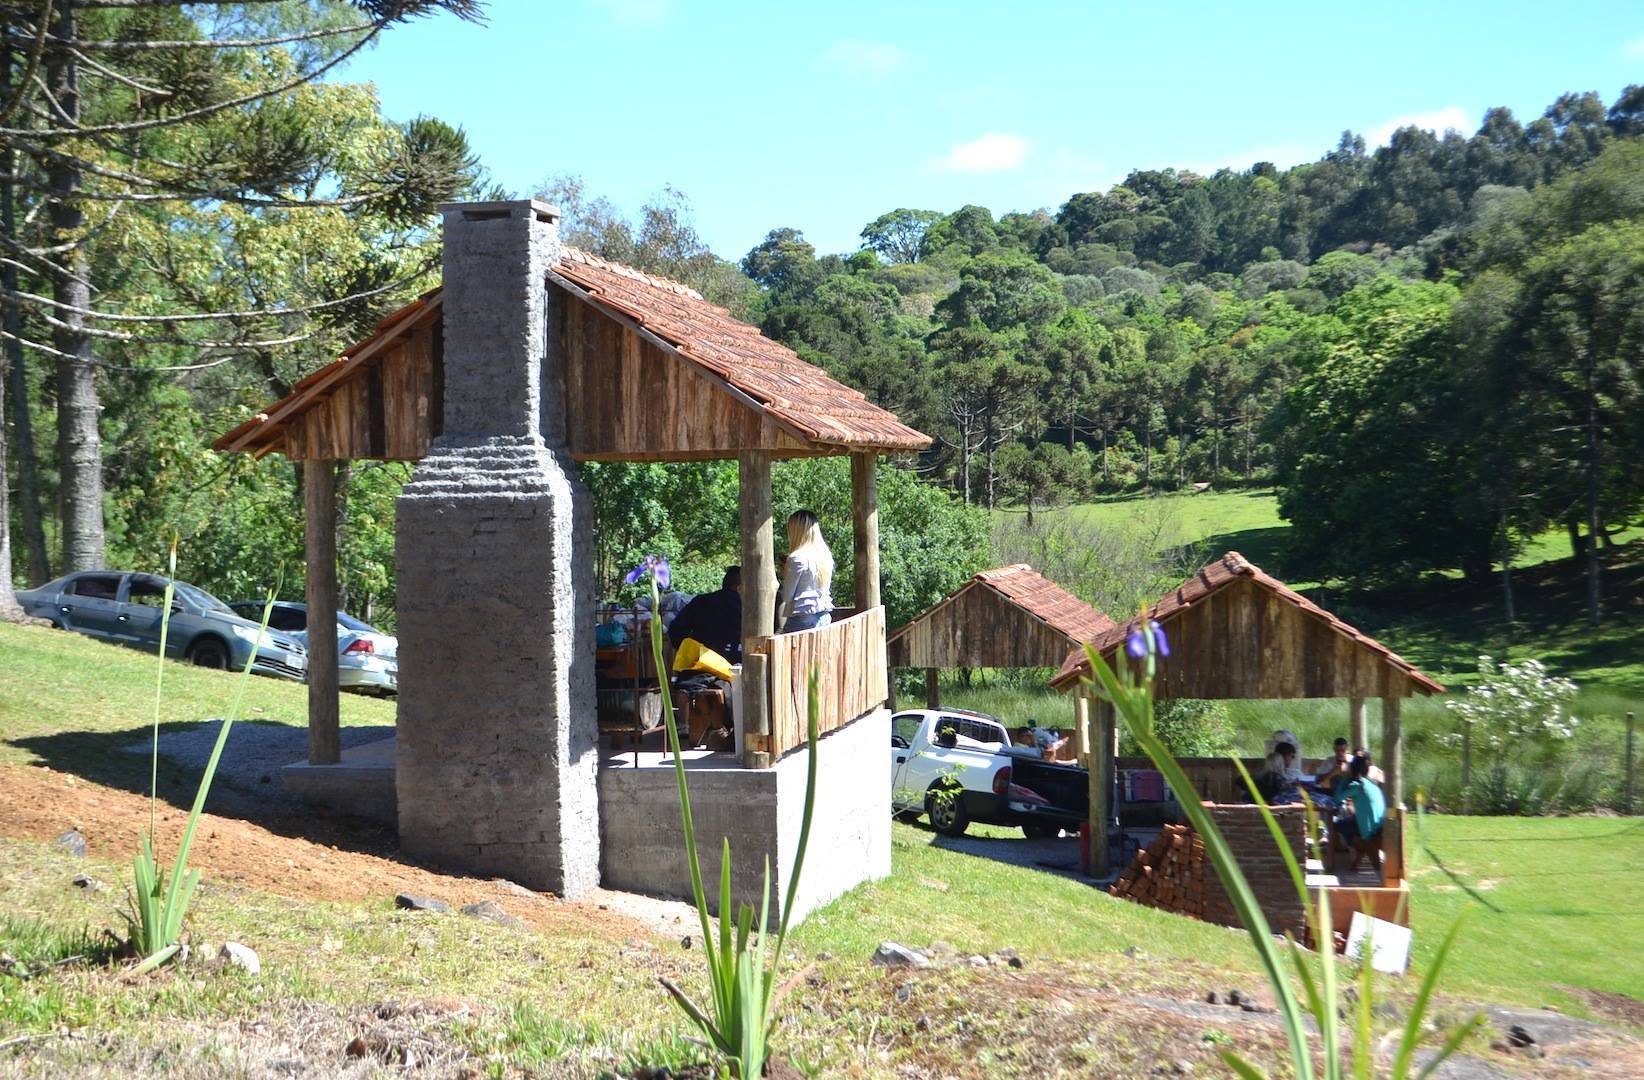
[598,709,892,925]
[280,735,398,824]
[276,709,893,925]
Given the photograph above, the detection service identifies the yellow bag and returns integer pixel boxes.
[672,637,735,681]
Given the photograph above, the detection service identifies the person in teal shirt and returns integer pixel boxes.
[1332,753,1386,844]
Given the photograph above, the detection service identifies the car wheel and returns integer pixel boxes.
[188,637,230,670]
[1022,822,1061,840]
[926,784,969,837]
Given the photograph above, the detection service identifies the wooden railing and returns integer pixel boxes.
[747,606,888,760]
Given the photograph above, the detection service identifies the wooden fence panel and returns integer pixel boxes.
[753,607,887,760]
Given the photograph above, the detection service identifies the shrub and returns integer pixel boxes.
[1121,699,1233,758]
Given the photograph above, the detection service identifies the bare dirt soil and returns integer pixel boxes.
[0,762,651,937]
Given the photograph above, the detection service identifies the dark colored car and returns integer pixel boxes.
[17,571,308,681]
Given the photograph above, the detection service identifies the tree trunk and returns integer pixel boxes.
[1142,423,1152,489]
[983,412,996,511]
[1498,507,1516,626]
[47,2,105,573]
[2,27,49,585]
[1566,517,1584,561]
[1583,346,1601,628]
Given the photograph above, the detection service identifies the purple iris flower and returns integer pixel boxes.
[623,554,671,590]
[1126,619,1170,659]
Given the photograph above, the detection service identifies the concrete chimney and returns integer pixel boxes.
[393,199,599,898]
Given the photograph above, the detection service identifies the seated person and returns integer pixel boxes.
[668,566,743,664]
[1254,742,1304,804]
[1332,752,1387,849]
[1316,737,1352,794]
[1010,725,1065,757]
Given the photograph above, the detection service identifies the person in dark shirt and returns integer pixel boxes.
[668,566,743,663]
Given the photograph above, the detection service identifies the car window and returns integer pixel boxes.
[128,576,169,609]
[267,607,307,633]
[336,611,377,633]
[173,582,232,614]
[891,713,922,748]
[942,716,1003,746]
[69,574,123,600]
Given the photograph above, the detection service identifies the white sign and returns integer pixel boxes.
[1345,912,1411,975]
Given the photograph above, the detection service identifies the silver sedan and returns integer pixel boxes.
[229,601,398,696]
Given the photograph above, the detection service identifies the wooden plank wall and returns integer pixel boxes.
[757,607,887,759]
[1104,579,1414,699]
[886,583,1075,669]
[560,294,813,461]
[285,321,440,461]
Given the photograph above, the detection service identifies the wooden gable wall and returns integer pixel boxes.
[1107,577,1416,699]
[887,583,1079,669]
[278,291,826,463]
[283,319,441,461]
[559,293,814,461]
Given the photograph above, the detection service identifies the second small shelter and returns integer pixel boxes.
[1051,550,1443,886]
[886,564,1115,709]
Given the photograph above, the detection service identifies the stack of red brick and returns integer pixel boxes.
[1109,804,1309,941]
[1108,823,1206,917]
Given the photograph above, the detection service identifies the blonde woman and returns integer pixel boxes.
[778,509,834,633]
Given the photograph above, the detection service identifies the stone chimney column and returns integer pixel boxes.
[394,199,599,898]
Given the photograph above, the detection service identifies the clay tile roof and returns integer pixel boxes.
[971,564,1117,643]
[1050,551,1445,694]
[215,246,930,458]
[890,564,1115,647]
[551,247,929,452]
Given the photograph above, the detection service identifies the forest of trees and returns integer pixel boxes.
[2,2,1640,635]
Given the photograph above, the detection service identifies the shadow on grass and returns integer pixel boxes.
[10,720,402,859]
[900,817,1122,886]
[1196,525,1296,578]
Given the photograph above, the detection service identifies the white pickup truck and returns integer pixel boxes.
[890,708,1090,837]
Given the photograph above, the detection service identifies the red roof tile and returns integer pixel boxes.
[890,564,1116,647]
[1050,551,1444,694]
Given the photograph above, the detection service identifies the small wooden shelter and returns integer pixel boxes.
[1051,551,1444,877]
[214,237,928,770]
[886,564,1115,708]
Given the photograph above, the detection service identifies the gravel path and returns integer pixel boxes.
[123,720,395,810]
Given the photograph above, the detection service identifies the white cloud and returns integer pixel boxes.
[815,39,907,77]
[586,0,671,27]
[931,132,1031,174]
[1625,33,1644,57]
[1366,106,1472,146]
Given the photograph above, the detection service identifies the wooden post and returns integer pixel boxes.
[851,452,880,613]
[1072,692,1092,765]
[1349,696,1368,751]
[739,451,775,769]
[1381,695,1403,810]
[1088,695,1114,877]
[303,458,340,766]
[924,668,940,709]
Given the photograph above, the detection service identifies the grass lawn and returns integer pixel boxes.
[1406,815,1644,1006]
[3,613,1641,1075]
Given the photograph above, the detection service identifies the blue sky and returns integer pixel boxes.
[344,1,1644,259]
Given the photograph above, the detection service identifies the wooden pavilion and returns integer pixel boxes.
[214,236,927,771]
[885,563,1115,709]
[1051,551,1444,881]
